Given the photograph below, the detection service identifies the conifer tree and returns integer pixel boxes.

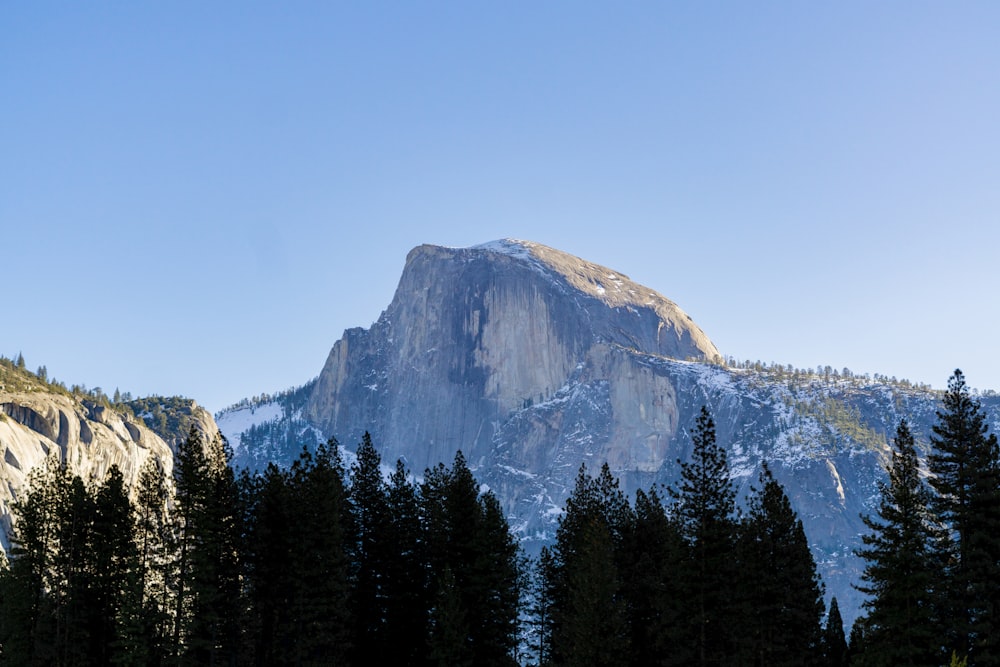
[671,406,740,665]
[823,598,849,667]
[51,474,95,665]
[532,546,557,666]
[241,461,293,665]
[349,432,391,664]
[383,459,429,666]
[543,463,630,667]
[472,491,523,666]
[1,461,141,666]
[856,419,943,666]
[290,438,354,664]
[568,513,629,667]
[421,451,522,667]
[429,566,473,667]
[171,428,242,665]
[88,466,142,664]
[620,487,689,667]
[0,456,69,665]
[928,370,1000,665]
[243,444,356,666]
[741,463,825,666]
[126,458,174,665]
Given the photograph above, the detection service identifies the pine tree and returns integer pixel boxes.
[292,438,354,664]
[620,487,689,667]
[823,598,849,667]
[421,451,522,667]
[1,460,140,666]
[51,474,95,666]
[670,406,740,665]
[89,465,142,665]
[243,444,355,666]
[171,428,242,665]
[349,432,391,664]
[471,491,523,666]
[856,419,944,666]
[124,458,174,666]
[0,456,69,665]
[532,546,557,665]
[928,370,1000,665]
[429,566,473,667]
[383,460,429,666]
[741,463,825,666]
[565,512,629,667]
[543,463,630,667]
[241,462,293,665]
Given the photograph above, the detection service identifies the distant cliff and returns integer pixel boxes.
[303,239,720,473]
[0,361,218,553]
[222,239,1000,627]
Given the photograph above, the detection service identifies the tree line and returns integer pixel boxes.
[533,406,839,666]
[0,433,521,666]
[0,368,997,665]
[851,369,1000,667]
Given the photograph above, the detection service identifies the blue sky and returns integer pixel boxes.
[3,3,1000,414]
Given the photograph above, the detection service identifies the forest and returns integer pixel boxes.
[0,369,996,667]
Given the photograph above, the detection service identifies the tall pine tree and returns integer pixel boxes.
[671,406,741,665]
[619,487,689,667]
[928,370,1000,666]
[349,432,391,664]
[124,458,174,666]
[241,461,294,665]
[823,598,849,667]
[740,463,825,666]
[856,419,944,667]
[383,459,429,666]
[542,463,630,667]
[422,451,522,667]
[290,439,354,665]
[0,456,69,665]
[172,428,242,665]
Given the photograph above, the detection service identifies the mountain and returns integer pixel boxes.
[0,359,219,553]
[218,239,1000,627]
[303,240,720,472]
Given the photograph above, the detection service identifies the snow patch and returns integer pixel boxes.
[499,465,537,480]
[217,402,283,454]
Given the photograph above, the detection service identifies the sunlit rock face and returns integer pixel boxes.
[305,239,719,482]
[0,388,218,553]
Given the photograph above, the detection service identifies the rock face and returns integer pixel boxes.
[0,380,218,553]
[260,239,1000,627]
[304,239,720,475]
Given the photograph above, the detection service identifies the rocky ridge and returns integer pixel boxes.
[0,362,218,553]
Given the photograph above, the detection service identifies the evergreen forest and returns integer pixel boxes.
[0,369,998,666]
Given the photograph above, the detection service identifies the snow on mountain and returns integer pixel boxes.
[227,240,1000,629]
[216,402,283,456]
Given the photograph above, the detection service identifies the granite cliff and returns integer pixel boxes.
[221,239,1000,626]
[0,362,219,553]
[303,239,720,473]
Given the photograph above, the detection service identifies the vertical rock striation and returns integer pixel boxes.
[0,387,218,553]
[304,239,720,476]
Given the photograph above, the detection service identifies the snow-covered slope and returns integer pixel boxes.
[216,381,325,471]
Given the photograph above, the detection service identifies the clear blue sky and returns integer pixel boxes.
[3,3,1000,414]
